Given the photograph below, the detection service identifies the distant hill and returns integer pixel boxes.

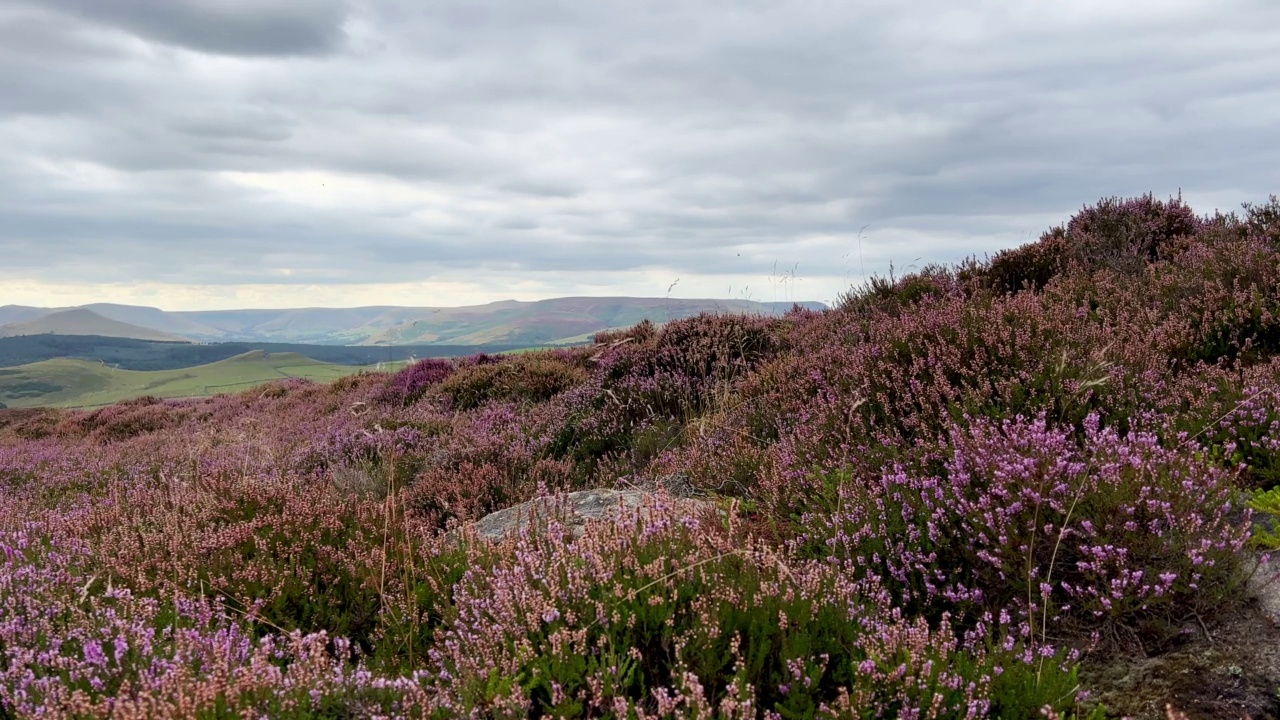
[0,305,46,326]
[0,351,379,409]
[0,309,190,343]
[0,335,534,372]
[0,297,826,346]
[77,303,226,337]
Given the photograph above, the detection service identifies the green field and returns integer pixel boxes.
[0,351,397,409]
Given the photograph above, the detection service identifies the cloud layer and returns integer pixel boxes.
[2,0,1277,309]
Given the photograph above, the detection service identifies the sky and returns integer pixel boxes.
[1,0,1278,311]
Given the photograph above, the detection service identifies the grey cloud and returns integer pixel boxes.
[0,12,140,114]
[0,7,125,62]
[498,179,583,199]
[29,0,349,56]
[492,217,541,231]
[170,112,296,143]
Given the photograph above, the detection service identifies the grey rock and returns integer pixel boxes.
[1246,553,1280,626]
[471,488,715,542]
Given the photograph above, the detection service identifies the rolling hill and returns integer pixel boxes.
[0,297,825,346]
[0,335,535,372]
[359,298,823,346]
[0,309,190,343]
[0,351,381,409]
[0,305,46,326]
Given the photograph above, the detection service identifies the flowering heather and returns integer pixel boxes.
[0,526,433,718]
[381,358,455,407]
[2,194,1280,718]
[792,414,1248,635]
[429,497,1023,718]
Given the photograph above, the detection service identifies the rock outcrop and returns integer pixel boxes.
[472,488,716,542]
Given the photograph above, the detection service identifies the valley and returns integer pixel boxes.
[0,351,394,409]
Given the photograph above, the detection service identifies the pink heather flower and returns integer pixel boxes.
[82,640,107,668]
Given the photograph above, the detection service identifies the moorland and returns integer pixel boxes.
[2,194,1280,718]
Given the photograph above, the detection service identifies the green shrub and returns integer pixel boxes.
[1249,487,1280,550]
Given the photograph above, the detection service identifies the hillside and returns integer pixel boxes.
[0,334,544,373]
[361,298,824,346]
[77,303,228,337]
[0,305,46,326]
[2,297,825,345]
[0,350,378,408]
[0,308,190,343]
[2,195,1280,718]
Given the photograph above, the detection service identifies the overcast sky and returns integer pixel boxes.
[1,0,1277,310]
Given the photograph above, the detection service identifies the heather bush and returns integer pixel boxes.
[1204,383,1280,489]
[591,313,781,413]
[439,352,587,410]
[314,423,424,468]
[1150,361,1280,489]
[978,194,1200,297]
[695,290,1133,517]
[56,463,467,674]
[428,497,1079,719]
[380,357,455,406]
[406,402,576,523]
[1241,194,1280,244]
[837,265,961,316]
[638,313,781,390]
[793,414,1249,645]
[6,409,62,440]
[593,318,659,345]
[1137,236,1280,367]
[649,420,770,499]
[984,229,1068,295]
[329,368,389,396]
[60,396,191,443]
[542,313,785,484]
[1058,193,1202,274]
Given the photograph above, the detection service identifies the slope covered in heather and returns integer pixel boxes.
[2,194,1280,718]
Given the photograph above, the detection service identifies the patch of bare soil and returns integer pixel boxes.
[1081,569,1280,719]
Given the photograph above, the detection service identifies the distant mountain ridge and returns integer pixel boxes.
[0,297,826,346]
[0,309,190,343]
